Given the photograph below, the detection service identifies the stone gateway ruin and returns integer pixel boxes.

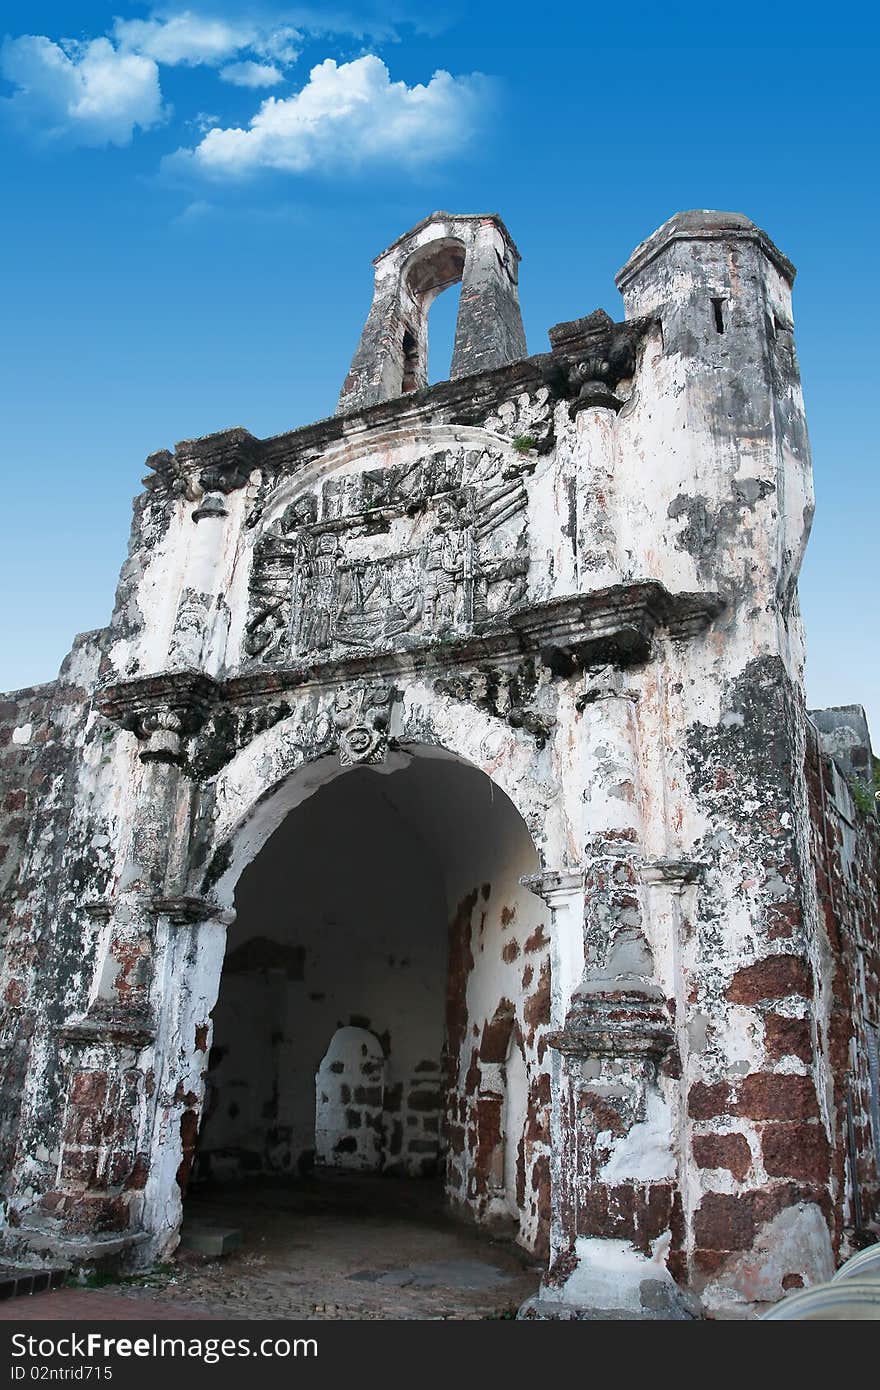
[1,210,878,1319]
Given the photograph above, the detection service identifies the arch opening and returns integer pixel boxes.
[427,281,463,385]
[190,748,552,1258]
[398,238,467,392]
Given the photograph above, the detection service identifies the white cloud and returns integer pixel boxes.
[113,11,255,67]
[0,34,165,146]
[189,110,222,132]
[219,61,284,88]
[113,11,300,68]
[169,55,492,178]
[250,26,301,65]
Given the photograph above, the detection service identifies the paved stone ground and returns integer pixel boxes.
[0,1290,223,1320]
[3,1177,541,1322]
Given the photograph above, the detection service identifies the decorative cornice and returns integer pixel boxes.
[225,583,723,703]
[521,868,584,903]
[547,310,652,417]
[143,360,552,495]
[150,896,236,926]
[92,585,722,758]
[58,1015,156,1048]
[139,310,650,494]
[144,427,259,501]
[96,670,220,763]
[549,992,675,1063]
[510,584,721,674]
[96,670,220,728]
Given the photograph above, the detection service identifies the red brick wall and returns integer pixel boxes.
[805,720,880,1247]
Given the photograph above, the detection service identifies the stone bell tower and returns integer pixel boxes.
[337,211,527,412]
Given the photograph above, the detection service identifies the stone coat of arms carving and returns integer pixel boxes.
[245,446,532,664]
[332,684,395,766]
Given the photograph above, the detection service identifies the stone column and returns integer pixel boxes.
[521,869,584,1268]
[35,664,222,1257]
[167,475,236,670]
[574,398,621,589]
[638,857,705,1288]
[529,672,688,1318]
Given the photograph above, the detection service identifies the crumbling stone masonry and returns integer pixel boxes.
[0,210,877,1318]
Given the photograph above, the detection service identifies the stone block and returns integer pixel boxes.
[179,1223,243,1258]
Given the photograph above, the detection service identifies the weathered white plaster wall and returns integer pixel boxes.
[315,1027,386,1171]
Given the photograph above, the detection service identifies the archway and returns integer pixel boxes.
[399,237,466,393]
[189,747,552,1259]
[315,1027,386,1171]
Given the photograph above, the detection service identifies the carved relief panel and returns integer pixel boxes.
[245,445,532,663]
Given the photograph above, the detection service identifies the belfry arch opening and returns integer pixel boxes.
[399,239,466,392]
[189,748,552,1256]
[426,281,463,385]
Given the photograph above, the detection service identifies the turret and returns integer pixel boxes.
[613,211,813,672]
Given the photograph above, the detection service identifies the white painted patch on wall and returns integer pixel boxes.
[599,1087,676,1183]
[503,1037,528,1215]
[544,1234,677,1313]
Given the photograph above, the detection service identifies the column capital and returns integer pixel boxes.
[96,670,219,764]
[521,867,583,906]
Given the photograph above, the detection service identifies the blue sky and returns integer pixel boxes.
[1,2,878,738]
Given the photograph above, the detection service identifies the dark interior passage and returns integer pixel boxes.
[197,762,448,1182]
[192,751,550,1252]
